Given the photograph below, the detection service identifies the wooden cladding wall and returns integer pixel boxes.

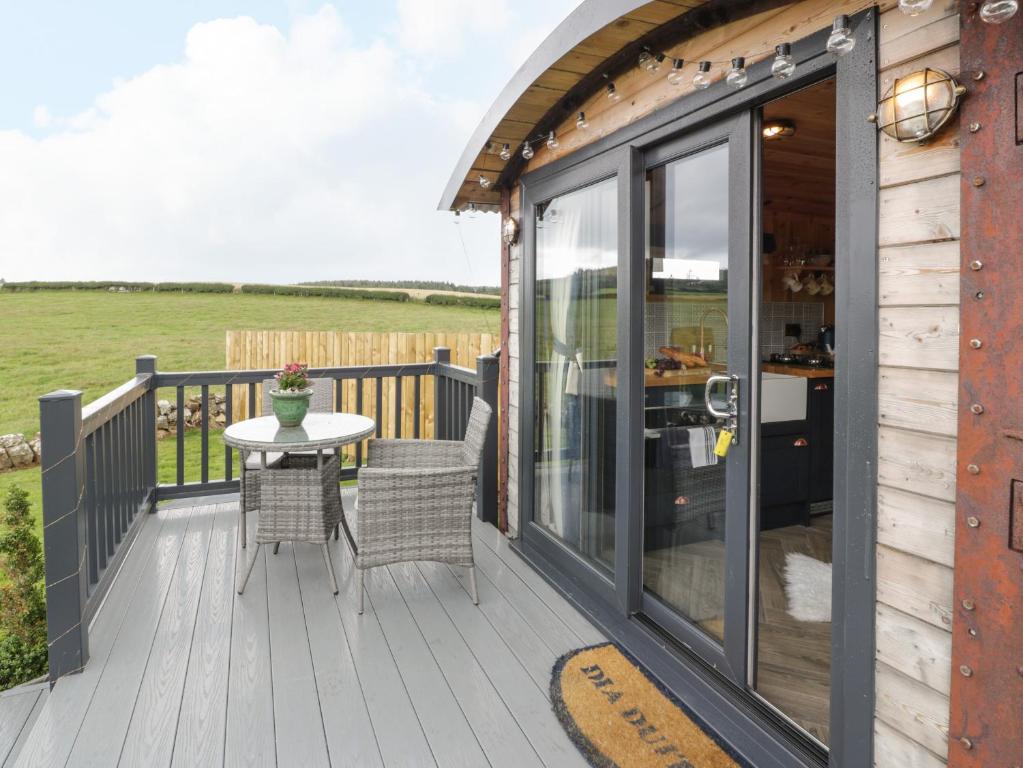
[874,2,960,766]
[502,2,961,765]
[225,330,497,442]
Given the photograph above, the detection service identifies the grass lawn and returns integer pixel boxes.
[0,289,498,533]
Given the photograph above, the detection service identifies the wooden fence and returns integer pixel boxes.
[225,330,498,443]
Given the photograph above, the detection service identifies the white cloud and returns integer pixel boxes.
[0,5,500,285]
[31,105,51,128]
[394,0,512,57]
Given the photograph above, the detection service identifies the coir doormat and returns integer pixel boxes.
[551,643,746,768]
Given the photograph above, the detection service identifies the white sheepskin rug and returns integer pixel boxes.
[784,553,832,623]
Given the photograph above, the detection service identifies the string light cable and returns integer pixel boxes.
[475,3,1015,190]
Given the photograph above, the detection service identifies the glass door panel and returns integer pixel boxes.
[642,143,731,641]
[638,114,753,683]
[533,175,618,570]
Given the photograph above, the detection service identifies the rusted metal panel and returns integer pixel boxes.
[949,9,1023,767]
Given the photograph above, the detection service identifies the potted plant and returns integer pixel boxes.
[270,362,313,427]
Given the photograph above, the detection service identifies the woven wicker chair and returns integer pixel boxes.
[237,453,343,595]
[347,396,492,613]
[238,378,335,552]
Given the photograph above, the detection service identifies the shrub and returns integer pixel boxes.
[424,293,501,309]
[0,281,234,294]
[152,282,234,293]
[0,486,47,688]
[239,284,410,302]
[306,279,500,295]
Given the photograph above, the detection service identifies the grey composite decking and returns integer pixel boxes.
[13,493,605,768]
[0,683,48,767]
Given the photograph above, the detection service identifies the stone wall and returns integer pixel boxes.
[0,393,231,474]
[0,433,41,471]
[155,393,227,439]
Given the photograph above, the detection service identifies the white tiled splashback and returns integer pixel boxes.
[644,300,823,361]
[644,299,728,363]
[758,302,824,356]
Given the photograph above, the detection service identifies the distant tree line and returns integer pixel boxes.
[307,279,500,295]
[0,280,235,293]
[0,280,501,308]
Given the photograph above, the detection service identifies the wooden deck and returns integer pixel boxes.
[12,493,604,767]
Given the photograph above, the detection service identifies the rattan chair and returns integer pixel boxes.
[237,453,343,595]
[238,378,335,552]
[346,397,492,613]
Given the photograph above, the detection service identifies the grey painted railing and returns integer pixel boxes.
[38,346,498,683]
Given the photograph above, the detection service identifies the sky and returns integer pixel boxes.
[0,0,582,286]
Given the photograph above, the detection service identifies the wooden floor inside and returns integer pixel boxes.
[642,515,833,744]
[12,493,605,768]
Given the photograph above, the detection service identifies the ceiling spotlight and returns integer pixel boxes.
[762,119,796,140]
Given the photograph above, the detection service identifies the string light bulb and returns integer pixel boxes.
[826,15,856,55]
[606,81,620,101]
[771,43,796,80]
[576,111,589,130]
[898,0,933,14]
[980,0,1018,22]
[522,141,534,161]
[638,48,664,73]
[693,61,712,90]
[667,58,685,86]
[726,57,748,89]
[499,143,511,161]
[546,130,559,150]
[479,175,491,189]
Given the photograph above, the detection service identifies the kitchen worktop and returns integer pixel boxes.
[760,363,835,379]
[607,364,728,388]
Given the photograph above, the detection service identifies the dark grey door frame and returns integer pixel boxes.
[626,114,756,688]
[520,146,633,608]
[516,10,878,768]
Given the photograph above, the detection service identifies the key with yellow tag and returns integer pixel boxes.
[714,428,733,457]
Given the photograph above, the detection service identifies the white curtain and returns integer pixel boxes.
[536,178,617,542]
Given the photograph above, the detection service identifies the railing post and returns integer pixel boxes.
[39,389,89,681]
[476,352,500,526]
[136,355,158,508]
[434,347,450,440]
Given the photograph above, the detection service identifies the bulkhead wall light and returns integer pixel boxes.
[868,68,966,143]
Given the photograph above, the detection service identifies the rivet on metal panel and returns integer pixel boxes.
[963,599,976,610]
[959,736,973,749]
[971,403,985,414]
[967,516,981,528]
[972,176,986,187]
[970,338,983,349]
[968,464,981,475]
[960,664,973,677]
[970,260,984,271]
[969,121,981,132]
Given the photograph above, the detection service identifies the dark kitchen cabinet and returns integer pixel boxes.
[807,377,834,503]
[759,421,811,530]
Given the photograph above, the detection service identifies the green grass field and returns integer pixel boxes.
[0,289,499,532]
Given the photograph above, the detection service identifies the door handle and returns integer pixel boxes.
[704,373,739,444]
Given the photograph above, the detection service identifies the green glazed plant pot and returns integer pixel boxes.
[269,388,313,427]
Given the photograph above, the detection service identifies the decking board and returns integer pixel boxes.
[10,499,603,767]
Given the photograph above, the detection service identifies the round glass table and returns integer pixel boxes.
[224,412,376,549]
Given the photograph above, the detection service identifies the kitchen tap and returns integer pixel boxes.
[699,308,729,361]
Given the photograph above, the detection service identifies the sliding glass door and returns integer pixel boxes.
[638,116,754,682]
[522,116,753,683]
[533,175,619,571]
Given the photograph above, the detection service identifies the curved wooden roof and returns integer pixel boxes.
[438,0,790,212]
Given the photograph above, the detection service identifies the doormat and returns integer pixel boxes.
[551,643,746,768]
